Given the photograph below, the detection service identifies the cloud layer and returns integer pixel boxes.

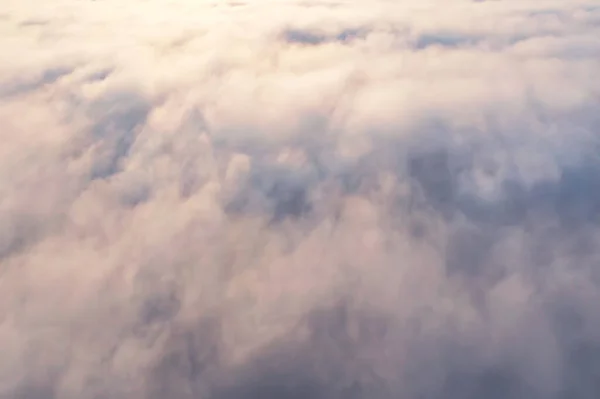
[1,0,600,398]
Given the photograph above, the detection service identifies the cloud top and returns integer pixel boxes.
[1,0,600,398]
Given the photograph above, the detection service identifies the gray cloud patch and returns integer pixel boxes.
[413,32,482,50]
[0,66,73,98]
[282,27,369,46]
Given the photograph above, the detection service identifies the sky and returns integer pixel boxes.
[1,0,600,398]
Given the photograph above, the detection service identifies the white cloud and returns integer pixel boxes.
[1,0,600,398]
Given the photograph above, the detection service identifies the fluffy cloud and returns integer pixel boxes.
[1,0,600,398]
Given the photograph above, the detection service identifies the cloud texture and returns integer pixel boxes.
[1,0,600,398]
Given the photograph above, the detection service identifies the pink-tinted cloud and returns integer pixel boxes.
[1,1,600,398]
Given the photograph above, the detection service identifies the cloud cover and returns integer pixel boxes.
[1,0,600,397]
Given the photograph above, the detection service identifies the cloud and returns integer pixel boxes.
[1,0,600,398]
